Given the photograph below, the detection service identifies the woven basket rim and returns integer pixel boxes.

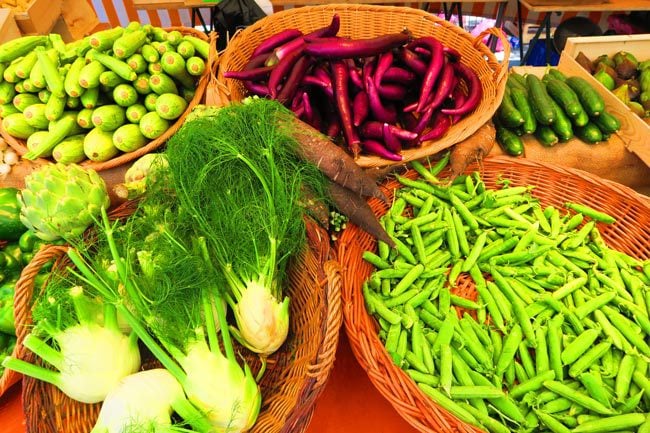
[11,204,342,433]
[0,27,216,172]
[214,4,510,168]
[339,155,650,433]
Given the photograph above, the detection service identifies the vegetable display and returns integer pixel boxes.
[0,23,209,168]
[360,158,650,433]
[575,50,650,119]
[224,14,483,160]
[495,68,622,155]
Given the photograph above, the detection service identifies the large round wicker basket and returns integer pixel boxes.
[215,4,509,168]
[0,27,216,172]
[10,203,342,433]
[337,156,650,433]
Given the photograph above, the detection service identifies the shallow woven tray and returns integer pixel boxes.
[11,203,342,433]
[0,27,216,172]
[215,4,509,168]
[338,155,650,433]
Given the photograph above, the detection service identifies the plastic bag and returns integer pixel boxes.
[212,0,268,50]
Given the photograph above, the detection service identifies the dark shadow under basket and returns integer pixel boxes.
[12,203,342,433]
[338,155,650,433]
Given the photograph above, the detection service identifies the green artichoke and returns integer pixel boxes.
[18,163,110,241]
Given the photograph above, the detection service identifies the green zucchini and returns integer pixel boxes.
[526,74,555,125]
[112,30,147,59]
[91,105,126,132]
[2,113,39,139]
[78,60,106,89]
[0,36,49,63]
[566,77,605,117]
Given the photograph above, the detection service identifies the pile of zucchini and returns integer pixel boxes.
[0,22,209,165]
[495,69,622,156]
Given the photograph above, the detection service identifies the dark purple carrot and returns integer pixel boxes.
[408,36,444,113]
[414,105,436,134]
[244,81,270,97]
[360,121,418,141]
[223,65,274,81]
[281,115,387,201]
[365,75,397,124]
[423,60,454,112]
[347,60,363,89]
[444,46,461,61]
[382,66,416,83]
[400,111,418,134]
[352,90,369,127]
[450,86,467,124]
[301,91,314,123]
[331,60,361,156]
[268,44,305,98]
[301,74,334,99]
[252,29,303,57]
[362,139,402,161]
[441,62,482,116]
[377,83,408,101]
[326,115,341,139]
[266,37,307,66]
[304,31,410,59]
[382,122,402,153]
[304,13,341,41]
[419,111,451,142]
[397,47,427,75]
[327,180,394,247]
[276,54,313,104]
[373,50,394,87]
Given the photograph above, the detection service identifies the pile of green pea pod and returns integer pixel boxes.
[362,156,650,433]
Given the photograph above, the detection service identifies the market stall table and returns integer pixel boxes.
[517,0,650,64]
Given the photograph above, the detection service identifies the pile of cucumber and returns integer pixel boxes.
[494,68,622,157]
[0,21,209,165]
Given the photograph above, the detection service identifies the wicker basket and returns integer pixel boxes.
[11,203,342,433]
[215,4,509,168]
[337,156,650,433]
[0,27,216,173]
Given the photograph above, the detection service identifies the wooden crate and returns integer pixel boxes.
[0,8,21,44]
[558,36,650,167]
[14,0,61,35]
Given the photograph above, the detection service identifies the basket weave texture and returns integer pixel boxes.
[11,203,342,433]
[215,4,509,168]
[0,27,216,173]
[338,155,650,433]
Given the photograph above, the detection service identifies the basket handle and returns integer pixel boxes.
[473,27,510,85]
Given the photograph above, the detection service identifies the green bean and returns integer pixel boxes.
[469,265,506,332]
[574,292,616,319]
[542,397,574,414]
[563,212,585,233]
[594,270,633,302]
[396,328,408,362]
[548,313,565,381]
[439,344,453,395]
[458,402,511,433]
[496,324,522,375]
[417,383,479,425]
[568,341,612,379]
[544,380,617,415]
[510,369,556,400]
[579,371,613,408]
[593,310,629,352]
[450,294,481,310]
[462,231,488,273]
[366,291,402,325]
[448,259,464,287]
[405,350,428,373]
[477,236,519,263]
[617,389,644,414]
[459,316,493,371]
[449,385,505,399]
[485,281,513,325]
[431,312,456,354]
[535,410,573,433]
[425,250,452,270]
[603,306,650,357]
[406,368,439,387]
[536,327,550,374]
[390,263,424,297]
[450,191,479,231]
[420,331,435,374]
[560,329,602,367]
[565,202,616,224]
[384,322,402,354]
[552,276,588,301]
[572,413,647,433]
[391,236,418,265]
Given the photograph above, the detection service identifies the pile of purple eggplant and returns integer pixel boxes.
[224,14,482,161]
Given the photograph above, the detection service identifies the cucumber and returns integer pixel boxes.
[88,27,124,51]
[510,86,536,134]
[526,74,555,125]
[112,30,147,59]
[575,122,603,144]
[507,73,528,94]
[77,108,94,129]
[141,44,160,63]
[186,56,206,76]
[498,87,524,128]
[126,53,147,74]
[0,81,16,105]
[535,125,559,147]
[548,98,573,142]
[84,127,120,162]
[545,78,584,119]
[22,103,49,129]
[113,84,138,107]
[149,73,178,95]
[155,93,188,120]
[80,86,100,109]
[144,93,158,112]
[177,41,195,59]
[592,110,621,134]
[78,60,106,89]
[126,104,147,123]
[52,134,87,164]
[133,73,152,95]
[12,93,40,112]
[566,77,605,117]
[45,94,67,121]
[26,130,53,157]
[495,123,525,156]
[64,57,86,98]
[113,123,148,152]
[2,113,38,139]
[546,68,567,82]
[91,105,126,132]
[139,111,170,139]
